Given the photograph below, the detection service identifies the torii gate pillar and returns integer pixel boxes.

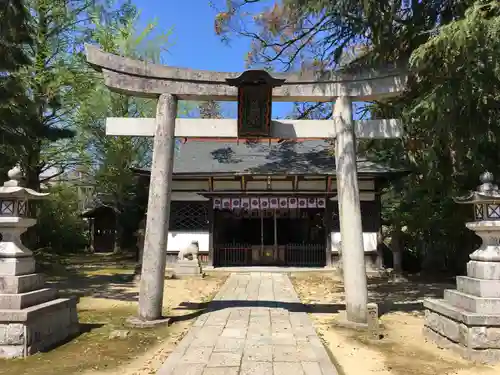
[334,96,368,323]
[139,94,177,321]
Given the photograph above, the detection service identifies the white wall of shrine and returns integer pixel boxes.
[330,232,378,253]
[329,193,378,253]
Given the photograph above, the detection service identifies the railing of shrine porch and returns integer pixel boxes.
[213,243,325,267]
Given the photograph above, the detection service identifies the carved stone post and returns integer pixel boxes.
[334,96,369,324]
[138,94,177,321]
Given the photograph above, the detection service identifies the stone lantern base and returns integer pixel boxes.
[424,259,500,363]
[0,265,79,358]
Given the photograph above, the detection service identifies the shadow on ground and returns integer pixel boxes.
[37,251,140,302]
[168,274,454,322]
[46,272,139,301]
[39,251,454,325]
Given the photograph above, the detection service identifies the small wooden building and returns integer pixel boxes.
[133,139,406,269]
[81,205,116,253]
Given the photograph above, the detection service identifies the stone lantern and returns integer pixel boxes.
[0,167,79,359]
[424,171,500,363]
[0,167,46,263]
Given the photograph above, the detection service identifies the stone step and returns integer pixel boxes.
[444,289,500,314]
[457,276,500,298]
[0,274,45,294]
[467,260,500,280]
[423,298,500,326]
[0,288,57,310]
[0,297,79,359]
[0,296,78,323]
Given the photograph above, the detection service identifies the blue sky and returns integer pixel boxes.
[131,0,366,120]
[133,0,298,118]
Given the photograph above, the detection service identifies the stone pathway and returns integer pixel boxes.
[157,273,338,375]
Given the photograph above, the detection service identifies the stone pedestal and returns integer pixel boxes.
[424,174,500,363]
[423,268,500,363]
[173,259,203,278]
[0,167,79,358]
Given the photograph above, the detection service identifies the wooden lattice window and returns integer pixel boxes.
[169,201,209,231]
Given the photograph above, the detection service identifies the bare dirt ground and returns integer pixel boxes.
[0,253,228,375]
[290,272,500,375]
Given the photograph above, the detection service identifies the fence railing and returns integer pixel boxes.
[284,243,325,267]
[214,244,253,267]
[213,243,326,267]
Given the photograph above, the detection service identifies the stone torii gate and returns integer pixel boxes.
[85,44,407,325]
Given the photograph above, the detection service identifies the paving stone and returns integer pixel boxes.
[179,347,212,364]
[246,333,273,346]
[204,317,228,326]
[198,326,225,336]
[207,351,242,367]
[225,320,248,329]
[297,343,322,361]
[190,336,218,348]
[302,362,323,375]
[220,328,247,338]
[171,363,206,375]
[272,325,293,334]
[156,273,338,375]
[213,338,245,353]
[202,367,239,375]
[192,314,209,327]
[247,324,271,335]
[229,309,250,320]
[243,344,273,362]
[273,345,300,362]
[240,360,273,375]
[273,362,305,375]
[272,332,297,345]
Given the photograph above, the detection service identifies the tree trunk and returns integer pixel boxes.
[375,229,384,269]
[391,222,403,274]
[113,212,122,253]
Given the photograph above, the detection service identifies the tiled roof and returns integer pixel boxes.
[137,140,404,176]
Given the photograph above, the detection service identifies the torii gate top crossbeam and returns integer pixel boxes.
[85,44,407,102]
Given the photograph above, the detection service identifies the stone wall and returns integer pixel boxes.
[424,308,500,362]
[0,298,78,358]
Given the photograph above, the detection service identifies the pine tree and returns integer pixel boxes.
[0,0,33,181]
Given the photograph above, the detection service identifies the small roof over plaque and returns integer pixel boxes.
[226,70,286,87]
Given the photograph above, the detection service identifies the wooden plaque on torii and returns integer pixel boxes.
[226,70,285,138]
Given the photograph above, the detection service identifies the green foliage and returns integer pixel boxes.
[360,1,500,273]
[1,0,154,254]
[217,0,500,274]
[73,8,177,252]
[0,0,33,179]
[36,183,88,252]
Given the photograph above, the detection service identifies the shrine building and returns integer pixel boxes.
[133,139,405,269]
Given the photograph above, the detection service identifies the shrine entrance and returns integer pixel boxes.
[212,196,326,267]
